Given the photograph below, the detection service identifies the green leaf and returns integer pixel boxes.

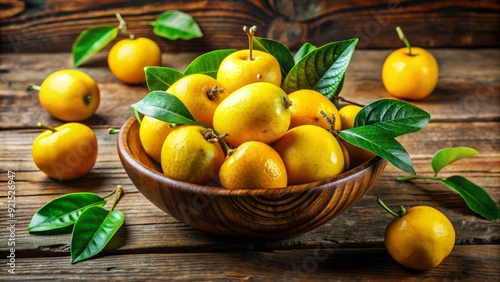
[432,147,479,175]
[70,207,124,264]
[149,10,203,40]
[354,99,431,137]
[293,42,317,64]
[340,126,415,175]
[72,26,118,68]
[253,36,295,78]
[27,193,106,234]
[282,38,358,98]
[132,90,203,126]
[145,66,185,91]
[442,176,499,221]
[184,49,236,78]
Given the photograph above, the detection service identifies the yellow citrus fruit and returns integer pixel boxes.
[339,104,363,130]
[38,69,100,122]
[139,115,175,163]
[161,125,224,185]
[108,37,161,84]
[166,74,229,127]
[339,141,351,172]
[287,89,341,131]
[32,122,98,180]
[382,47,439,100]
[273,125,344,185]
[217,49,282,93]
[384,205,455,270]
[340,140,376,168]
[219,141,287,189]
[213,82,291,147]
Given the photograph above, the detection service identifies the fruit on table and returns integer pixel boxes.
[166,74,229,127]
[273,125,345,185]
[108,37,161,84]
[161,125,225,185]
[139,115,175,163]
[213,82,291,147]
[32,122,98,180]
[288,89,342,131]
[338,104,362,130]
[382,27,439,100]
[219,141,287,189]
[378,199,455,270]
[217,25,281,93]
[38,69,100,122]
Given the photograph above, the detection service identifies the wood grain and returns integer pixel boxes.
[1,0,499,53]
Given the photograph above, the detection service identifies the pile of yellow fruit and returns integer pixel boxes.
[139,26,374,189]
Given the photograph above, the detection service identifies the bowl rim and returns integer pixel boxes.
[118,115,384,196]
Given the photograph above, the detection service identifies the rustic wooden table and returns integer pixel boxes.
[0,49,499,281]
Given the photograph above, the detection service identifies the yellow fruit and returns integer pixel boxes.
[288,89,341,131]
[213,82,291,147]
[273,125,344,185]
[339,141,351,172]
[139,115,175,163]
[384,205,455,270]
[32,122,98,180]
[38,69,100,122]
[166,74,229,127]
[219,141,287,189]
[340,140,376,168]
[161,125,224,185]
[339,104,362,130]
[108,37,161,84]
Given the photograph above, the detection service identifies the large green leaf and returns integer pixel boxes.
[282,38,358,98]
[72,26,118,68]
[70,207,124,264]
[293,42,317,64]
[149,10,203,40]
[27,193,106,234]
[354,99,431,137]
[184,49,237,78]
[442,176,499,221]
[145,66,185,91]
[253,36,295,78]
[432,147,479,175]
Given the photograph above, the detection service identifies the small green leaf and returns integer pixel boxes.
[253,36,295,78]
[340,126,415,175]
[442,176,499,221]
[132,90,203,126]
[294,42,317,64]
[149,10,203,40]
[70,207,124,264]
[432,147,479,175]
[145,66,185,91]
[72,26,118,68]
[28,193,106,234]
[184,49,237,78]
[282,38,358,98]
[354,99,431,137]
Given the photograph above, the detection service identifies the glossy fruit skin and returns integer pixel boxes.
[32,123,98,180]
[382,47,439,100]
[161,125,225,185]
[219,141,287,189]
[339,105,362,130]
[166,74,229,127]
[213,82,291,147]
[108,37,161,84]
[273,125,344,185]
[216,49,282,93]
[385,206,455,270]
[39,70,100,122]
[288,89,341,131]
[139,115,175,163]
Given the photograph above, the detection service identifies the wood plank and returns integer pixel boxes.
[1,246,498,280]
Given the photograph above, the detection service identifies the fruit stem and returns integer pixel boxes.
[377,198,406,218]
[108,128,121,135]
[84,94,93,106]
[243,25,257,61]
[396,175,443,182]
[320,110,339,136]
[116,12,135,40]
[337,96,365,107]
[27,85,41,91]
[110,185,125,211]
[37,122,57,132]
[396,26,414,56]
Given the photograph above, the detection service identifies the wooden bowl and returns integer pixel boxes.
[117,116,387,239]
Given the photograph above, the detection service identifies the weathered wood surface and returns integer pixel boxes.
[1,0,499,53]
[0,50,499,280]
